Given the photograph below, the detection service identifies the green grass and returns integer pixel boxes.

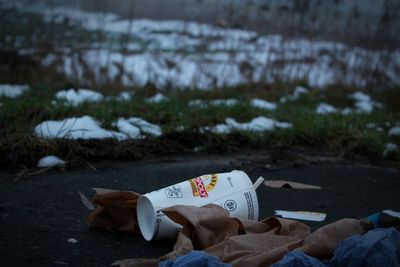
[1,82,399,168]
[0,7,399,168]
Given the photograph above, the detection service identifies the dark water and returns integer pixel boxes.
[54,0,400,49]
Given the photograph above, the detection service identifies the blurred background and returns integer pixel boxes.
[0,0,399,166]
[1,0,399,89]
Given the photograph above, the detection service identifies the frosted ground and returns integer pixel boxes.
[2,2,400,90]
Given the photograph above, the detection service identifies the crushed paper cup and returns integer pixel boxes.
[137,170,259,240]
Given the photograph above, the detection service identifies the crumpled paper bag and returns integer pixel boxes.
[110,204,371,267]
[87,188,140,233]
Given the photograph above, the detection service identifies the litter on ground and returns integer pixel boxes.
[274,210,327,222]
[264,180,321,190]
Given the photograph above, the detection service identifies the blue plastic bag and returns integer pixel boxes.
[159,250,231,267]
[272,251,327,267]
[330,227,400,267]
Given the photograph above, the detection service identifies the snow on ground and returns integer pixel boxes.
[366,123,384,132]
[6,2,400,90]
[204,116,292,134]
[37,155,65,168]
[114,117,162,138]
[0,84,29,98]
[316,103,338,114]
[116,91,133,101]
[350,92,381,113]
[34,115,162,141]
[188,99,238,107]
[34,116,126,140]
[389,126,400,136]
[250,99,277,110]
[280,86,309,103]
[384,143,399,156]
[315,92,381,115]
[55,88,104,106]
[145,93,169,103]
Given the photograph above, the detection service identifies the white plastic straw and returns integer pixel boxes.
[253,176,265,190]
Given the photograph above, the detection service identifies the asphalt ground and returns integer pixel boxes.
[1,150,399,266]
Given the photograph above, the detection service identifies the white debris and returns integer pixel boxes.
[250,99,277,110]
[384,143,399,156]
[34,116,126,140]
[205,116,292,133]
[114,117,162,138]
[0,84,29,98]
[117,91,133,101]
[275,210,326,222]
[388,126,400,136]
[316,103,338,114]
[383,210,400,218]
[67,238,78,244]
[37,155,66,168]
[146,93,169,103]
[55,88,104,106]
[280,86,309,103]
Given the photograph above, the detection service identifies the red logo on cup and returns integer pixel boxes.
[193,177,208,198]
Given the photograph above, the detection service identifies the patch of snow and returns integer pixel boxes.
[37,155,65,168]
[280,86,309,103]
[188,99,207,108]
[293,86,309,97]
[0,84,29,98]
[114,117,162,138]
[366,123,384,132]
[188,99,238,107]
[350,92,381,114]
[67,238,78,244]
[250,99,277,110]
[116,91,133,101]
[384,143,399,156]
[341,107,354,115]
[7,2,400,89]
[316,103,338,114]
[55,88,104,106]
[209,99,238,106]
[146,93,169,103]
[34,116,126,140]
[389,126,400,136]
[351,92,371,102]
[205,116,292,133]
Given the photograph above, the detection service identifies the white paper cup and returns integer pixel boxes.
[137,170,259,241]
